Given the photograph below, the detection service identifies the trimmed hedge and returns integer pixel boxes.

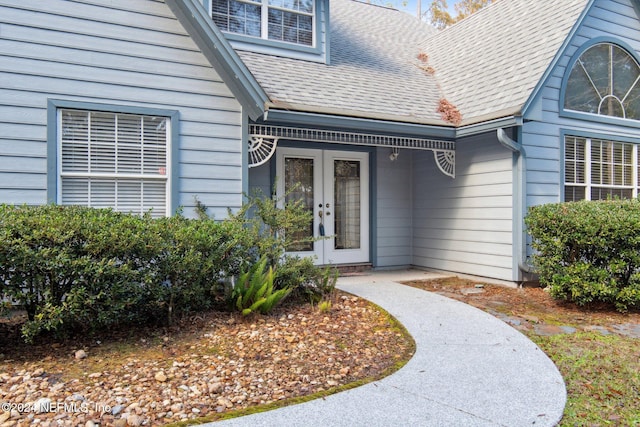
[0,204,252,341]
[526,199,640,312]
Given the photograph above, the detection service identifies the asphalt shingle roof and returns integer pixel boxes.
[238,0,591,127]
[421,0,590,125]
[238,0,445,125]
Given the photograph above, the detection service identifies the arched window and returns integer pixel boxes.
[564,43,640,120]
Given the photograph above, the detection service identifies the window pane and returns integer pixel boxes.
[268,9,312,45]
[142,116,167,175]
[591,187,633,200]
[581,44,611,97]
[61,110,89,173]
[268,8,283,26]
[90,112,116,173]
[90,179,117,208]
[622,144,633,186]
[565,136,585,184]
[117,114,142,173]
[299,14,312,31]
[599,96,625,118]
[612,45,639,100]
[212,0,231,30]
[212,0,261,36]
[624,83,640,120]
[298,0,313,14]
[269,0,313,13]
[141,181,167,218]
[564,186,585,202]
[565,65,600,113]
[61,178,89,206]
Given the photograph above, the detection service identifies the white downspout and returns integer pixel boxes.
[497,128,535,280]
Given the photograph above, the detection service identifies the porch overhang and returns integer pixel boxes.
[248,124,456,178]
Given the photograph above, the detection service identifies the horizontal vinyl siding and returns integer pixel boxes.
[412,134,514,281]
[0,0,244,218]
[375,147,412,268]
[523,0,640,208]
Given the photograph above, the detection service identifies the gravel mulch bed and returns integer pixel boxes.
[0,292,414,426]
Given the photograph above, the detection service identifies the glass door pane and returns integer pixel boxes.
[334,159,361,250]
[284,157,314,251]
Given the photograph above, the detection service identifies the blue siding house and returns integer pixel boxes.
[2,0,639,283]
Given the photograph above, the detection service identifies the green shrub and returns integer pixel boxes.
[0,204,252,342]
[150,216,252,323]
[275,256,337,303]
[0,188,336,342]
[525,199,640,311]
[228,187,315,266]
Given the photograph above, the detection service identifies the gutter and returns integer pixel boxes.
[262,108,456,139]
[497,128,535,279]
[456,114,523,138]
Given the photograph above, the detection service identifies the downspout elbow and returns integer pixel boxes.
[497,128,522,154]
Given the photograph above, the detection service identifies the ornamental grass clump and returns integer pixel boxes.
[230,257,291,315]
[525,199,640,312]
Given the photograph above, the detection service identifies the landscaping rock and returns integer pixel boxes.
[111,405,124,416]
[461,287,485,295]
[1,293,414,425]
[154,371,167,382]
[126,414,143,426]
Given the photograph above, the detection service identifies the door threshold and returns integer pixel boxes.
[325,263,373,276]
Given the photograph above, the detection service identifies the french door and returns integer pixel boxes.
[276,148,370,265]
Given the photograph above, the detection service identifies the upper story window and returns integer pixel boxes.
[564,42,640,120]
[212,0,314,47]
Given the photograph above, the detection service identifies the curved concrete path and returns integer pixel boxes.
[208,270,567,426]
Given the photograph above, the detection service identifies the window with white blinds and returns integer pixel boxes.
[564,135,638,201]
[59,109,169,217]
[211,0,315,47]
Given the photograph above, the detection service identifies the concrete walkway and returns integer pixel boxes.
[208,270,567,426]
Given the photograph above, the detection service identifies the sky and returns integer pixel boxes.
[396,0,460,19]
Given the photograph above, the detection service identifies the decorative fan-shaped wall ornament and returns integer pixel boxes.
[248,135,278,168]
[434,150,455,178]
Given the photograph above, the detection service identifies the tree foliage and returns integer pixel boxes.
[429,0,495,29]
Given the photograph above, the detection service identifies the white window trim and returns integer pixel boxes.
[564,135,639,201]
[56,109,172,217]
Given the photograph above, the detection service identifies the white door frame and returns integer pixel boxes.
[276,147,370,265]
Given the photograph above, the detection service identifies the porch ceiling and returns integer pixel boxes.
[248,124,456,178]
